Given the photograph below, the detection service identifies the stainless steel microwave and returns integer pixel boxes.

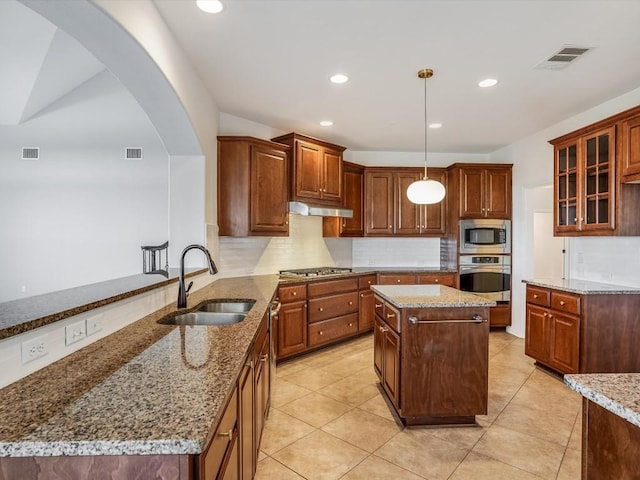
[459,219,511,254]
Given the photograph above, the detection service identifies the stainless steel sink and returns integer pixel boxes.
[158,311,247,326]
[196,300,255,313]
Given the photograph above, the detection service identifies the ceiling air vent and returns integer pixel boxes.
[22,147,39,160]
[535,45,593,70]
[125,147,143,160]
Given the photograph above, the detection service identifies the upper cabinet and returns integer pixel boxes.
[271,133,346,206]
[448,164,512,219]
[218,136,289,237]
[549,105,640,236]
[364,167,447,236]
[323,162,364,237]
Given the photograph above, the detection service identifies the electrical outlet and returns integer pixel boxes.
[86,315,102,336]
[65,320,87,346]
[21,334,49,364]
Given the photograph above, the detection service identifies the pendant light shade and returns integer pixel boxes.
[407,68,446,205]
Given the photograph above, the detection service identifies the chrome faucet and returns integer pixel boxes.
[177,244,218,309]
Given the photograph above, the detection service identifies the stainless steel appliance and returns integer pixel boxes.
[459,255,511,303]
[459,219,511,254]
[279,267,353,278]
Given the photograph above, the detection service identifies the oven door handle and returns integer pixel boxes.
[459,266,510,273]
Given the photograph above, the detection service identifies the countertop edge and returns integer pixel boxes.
[371,285,496,309]
[522,278,640,295]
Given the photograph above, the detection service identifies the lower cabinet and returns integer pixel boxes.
[200,389,239,480]
[358,274,377,332]
[374,307,400,408]
[378,272,457,287]
[525,284,640,374]
[276,284,308,359]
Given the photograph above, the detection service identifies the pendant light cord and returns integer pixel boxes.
[423,72,428,180]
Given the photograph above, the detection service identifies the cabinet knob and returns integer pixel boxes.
[360,293,364,298]
[388,225,392,228]
[543,313,548,317]
[285,221,289,225]
[435,279,439,283]
[348,323,353,327]
[368,281,372,285]
[533,294,539,299]
[348,301,353,305]
[319,331,324,335]
[292,291,297,296]
[560,300,566,306]
[319,307,324,312]
[549,314,554,319]
[397,279,401,283]
[574,218,578,222]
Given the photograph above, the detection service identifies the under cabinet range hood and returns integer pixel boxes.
[288,201,353,218]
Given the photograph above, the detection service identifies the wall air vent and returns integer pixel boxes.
[22,147,39,160]
[535,45,593,70]
[125,147,143,160]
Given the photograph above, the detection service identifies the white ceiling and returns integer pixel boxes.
[153,0,640,154]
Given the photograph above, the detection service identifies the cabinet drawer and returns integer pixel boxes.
[358,274,377,289]
[202,388,237,479]
[417,273,457,287]
[551,291,581,315]
[308,313,358,347]
[374,295,384,320]
[279,284,307,303]
[526,286,551,307]
[383,303,401,332]
[308,278,358,297]
[308,291,359,323]
[378,274,417,285]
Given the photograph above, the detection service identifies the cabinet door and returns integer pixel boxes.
[250,145,288,234]
[358,289,375,332]
[549,312,580,374]
[378,274,416,285]
[219,437,240,480]
[374,318,384,381]
[294,141,322,201]
[421,168,447,234]
[365,171,394,235]
[341,169,364,236]
[459,167,485,218]
[485,167,511,219]
[254,333,270,450]
[321,148,343,202]
[276,301,307,359]
[581,127,615,232]
[621,115,640,180]
[239,363,254,480]
[395,172,422,235]
[554,139,580,233]
[417,273,457,287]
[525,304,550,363]
[383,327,401,408]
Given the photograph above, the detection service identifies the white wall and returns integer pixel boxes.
[0,71,169,302]
[490,85,640,337]
[352,238,441,267]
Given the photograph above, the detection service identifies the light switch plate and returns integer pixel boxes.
[86,315,102,336]
[65,320,87,346]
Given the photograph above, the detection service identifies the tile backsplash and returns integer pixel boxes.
[352,237,441,267]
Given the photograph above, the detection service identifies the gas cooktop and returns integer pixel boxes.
[279,267,353,278]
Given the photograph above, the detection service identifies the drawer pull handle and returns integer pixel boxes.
[379,326,388,333]
[260,354,268,362]
[375,304,383,308]
[386,313,395,319]
[218,429,233,438]
[319,307,324,312]
[560,300,566,306]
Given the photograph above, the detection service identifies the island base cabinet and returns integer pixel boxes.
[401,307,489,422]
[583,399,640,479]
[0,455,193,480]
[374,318,400,407]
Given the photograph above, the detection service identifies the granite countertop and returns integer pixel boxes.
[371,285,496,308]
[0,268,207,340]
[523,278,640,295]
[0,274,279,457]
[278,267,458,285]
[565,373,640,429]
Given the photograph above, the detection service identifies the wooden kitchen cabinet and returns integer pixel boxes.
[525,284,640,375]
[271,132,346,206]
[374,312,400,407]
[364,168,446,236]
[218,136,289,237]
[447,164,512,219]
[238,362,254,480]
[275,288,307,360]
[200,388,239,480]
[378,272,456,287]
[550,105,640,236]
[307,278,359,348]
[358,274,377,332]
[323,162,364,237]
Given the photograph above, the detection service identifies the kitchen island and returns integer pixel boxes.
[565,373,640,478]
[371,285,495,426]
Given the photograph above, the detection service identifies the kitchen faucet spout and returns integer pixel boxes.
[177,244,218,309]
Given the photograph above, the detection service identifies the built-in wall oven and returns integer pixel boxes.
[459,255,511,303]
[459,219,511,254]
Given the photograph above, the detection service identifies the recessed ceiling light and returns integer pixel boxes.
[196,0,224,14]
[330,74,349,84]
[478,78,498,88]
[429,123,443,129]
[320,120,333,127]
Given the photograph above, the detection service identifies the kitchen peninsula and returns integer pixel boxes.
[371,284,495,426]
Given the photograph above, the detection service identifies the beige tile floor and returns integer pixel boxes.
[256,331,582,480]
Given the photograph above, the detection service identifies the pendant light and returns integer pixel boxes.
[407,68,446,205]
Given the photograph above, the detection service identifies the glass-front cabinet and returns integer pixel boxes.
[553,126,615,235]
